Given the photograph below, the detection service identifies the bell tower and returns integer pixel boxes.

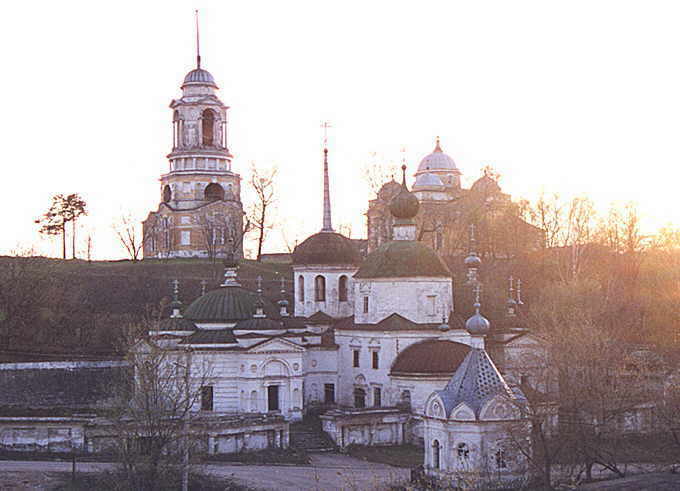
[143,17,244,259]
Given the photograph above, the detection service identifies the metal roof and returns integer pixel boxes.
[390,339,470,376]
[436,348,519,418]
[354,240,451,279]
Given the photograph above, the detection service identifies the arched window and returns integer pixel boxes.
[338,275,348,302]
[173,110,180,148]
[202,109,216,146]
[354,388,366,408]
[400,390,412,409]
[298,276,305,302]
[432,440,441,469]
[457,442,470,460]
[162,185,172,203]
[204,183,224,201]
[315,275,326,302]
[495,448,507,469]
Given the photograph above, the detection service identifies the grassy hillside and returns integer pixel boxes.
[0,257,292,361]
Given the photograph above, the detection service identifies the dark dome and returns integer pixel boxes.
[184,286,278,322]
[389,186,420,219]
[354,240,451,279]
[466,311,491,335]
[182,68,218,88]
[292,232,360,266]
[391,339,470,376]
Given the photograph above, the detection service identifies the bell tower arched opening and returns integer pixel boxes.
[162,185,172,203]
[202,109,216,146]
[204,183,224,201]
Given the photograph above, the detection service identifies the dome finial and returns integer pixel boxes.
[466,283,490,335]
[195,9,201,69]
[401,164,407,187]
[170,279,183,318]
[507,276,518,317]
[434,136,442,153]
[254,275,266,318]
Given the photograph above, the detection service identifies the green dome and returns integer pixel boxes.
[354,240,451,279]
[184,286,278,322]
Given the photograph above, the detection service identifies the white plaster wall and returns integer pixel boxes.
[293,266,357,318]
[353,277,453,324]
[303,348,339,405]
[335,329,444,409]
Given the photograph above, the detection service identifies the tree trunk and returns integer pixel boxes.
[256,205,267,262]
[72,219,77,260]
[62,223,67,259]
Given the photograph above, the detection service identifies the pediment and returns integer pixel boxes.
[247,338,305,353]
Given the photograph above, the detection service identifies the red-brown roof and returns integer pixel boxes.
[390,339,470,376]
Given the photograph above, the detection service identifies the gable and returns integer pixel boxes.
[247,338,305,353]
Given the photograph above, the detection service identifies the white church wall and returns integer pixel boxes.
[303,348,339,405]
[353,277,453,325]
[335,329,443,408]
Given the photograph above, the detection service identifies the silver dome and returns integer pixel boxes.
[417,138,458,173]
[182,68,218,88]
[413,172,445,190]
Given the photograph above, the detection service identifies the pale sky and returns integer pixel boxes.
[2,1,680,259]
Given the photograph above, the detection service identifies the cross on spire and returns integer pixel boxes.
[200,279,208,296]
[171,279,180,302]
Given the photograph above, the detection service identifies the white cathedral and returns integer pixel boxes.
[143,53,542,486]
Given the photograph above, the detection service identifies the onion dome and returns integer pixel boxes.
[464,251,482,268]
[181,68,218,89]
[465,303,490,335]
[390,340,471,376]
[377,179,402,201]
[389,165,420,220]
[416,137,458,174]
[413,172,445,190]
[292,232,360,266]
[354,240,451,279]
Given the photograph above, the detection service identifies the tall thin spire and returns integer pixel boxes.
[321,121,333,232]
[195,9,201,69]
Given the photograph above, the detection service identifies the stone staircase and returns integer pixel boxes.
[290,416,336,452]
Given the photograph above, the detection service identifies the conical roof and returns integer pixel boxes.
[435,348,519,418]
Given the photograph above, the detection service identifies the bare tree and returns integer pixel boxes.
[193,211,250,263]
[248,163,277,262]
[113,212,153,262]
[110,318,212,491]
[362,154,399,197]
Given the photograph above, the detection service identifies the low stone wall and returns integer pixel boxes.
[320,408,409,448]
[0,413,289,455]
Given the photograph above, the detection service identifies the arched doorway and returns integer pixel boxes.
[432,440,441,469]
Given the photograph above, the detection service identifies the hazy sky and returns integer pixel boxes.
[2,1,680,259]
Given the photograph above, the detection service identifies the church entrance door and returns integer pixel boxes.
[267,385,280,412]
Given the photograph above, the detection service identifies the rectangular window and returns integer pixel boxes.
[324,384,335,404]
[363,297,369,314]
[427,295,436,316]
[353,349,360,368]
[374,387,382,407]
[181,231,191,245]
[372,351,379,369]
[180,216,190,225]
[201,386,213,411]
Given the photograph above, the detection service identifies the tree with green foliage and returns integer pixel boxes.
[36,193,88,259]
